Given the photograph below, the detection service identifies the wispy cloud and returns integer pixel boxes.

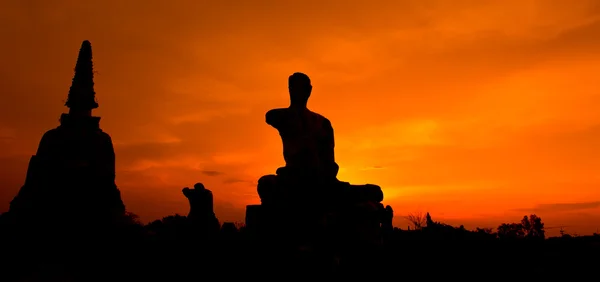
[201,170,222,177]
[0,125,15,141]
[223,177,255,187]
[515,201,600,213]
[360,166,386,171]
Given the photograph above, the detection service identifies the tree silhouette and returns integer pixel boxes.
[497,214,545,240]
[405,212,426,230]
[476,227,494,234]
[497,223,525,239]
[521,215,531,231]
[123,212,142,225]
[523,214,545,239]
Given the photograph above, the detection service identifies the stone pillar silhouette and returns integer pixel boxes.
[381,205,394,242]
[382,205,394,231]
[182,183,220,236]
[4,40,126,234]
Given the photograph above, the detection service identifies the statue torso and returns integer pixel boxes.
[268,107,337,179]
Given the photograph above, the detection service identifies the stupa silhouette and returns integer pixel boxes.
[5,40,126,230]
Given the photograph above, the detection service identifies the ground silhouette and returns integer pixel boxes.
[0,42,599,281]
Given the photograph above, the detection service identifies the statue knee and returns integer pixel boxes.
[370,184,384,202]
[364,184,384,203]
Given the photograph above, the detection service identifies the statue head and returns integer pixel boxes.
[288,72,312,106]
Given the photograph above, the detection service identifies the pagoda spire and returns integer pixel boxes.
[65,40,98,114]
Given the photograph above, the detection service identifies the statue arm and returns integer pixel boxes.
[266,109,284,129]
[322,118,339,177]
[324,119,335,150]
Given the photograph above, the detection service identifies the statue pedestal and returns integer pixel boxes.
[252,170,387,248]
[245,200,385,248]
[245,205,264,232]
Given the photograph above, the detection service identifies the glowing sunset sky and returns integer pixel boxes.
[1,0,599,235]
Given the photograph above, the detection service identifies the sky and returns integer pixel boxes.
[1,0,599,236]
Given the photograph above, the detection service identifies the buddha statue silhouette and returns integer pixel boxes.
[257,72,383,208]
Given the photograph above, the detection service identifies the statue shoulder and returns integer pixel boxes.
[266,108,287,117]
[310,112,332,128]
[266,108,288,126]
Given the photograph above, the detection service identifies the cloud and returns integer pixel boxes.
[168,109,250,125]
[201,170,222,177]
[223,177,255,187]
[0,155,29,206]
[213,201,246,223]
[360,166,386,171]
[515,201,600,213]
[114,142,185,169]
[0,125,15,139]
[341,119,444,151]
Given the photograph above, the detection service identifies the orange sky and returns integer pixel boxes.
[1,0,599,236]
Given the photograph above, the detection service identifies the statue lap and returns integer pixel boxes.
[255,168,385,247]
[257,167,383,208]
